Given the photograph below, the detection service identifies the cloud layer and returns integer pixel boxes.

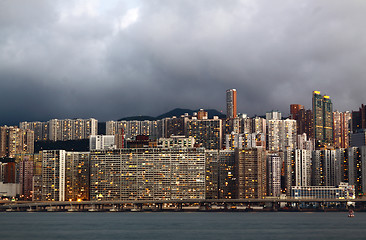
[1,0,366,125]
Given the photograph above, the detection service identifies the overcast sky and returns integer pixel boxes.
[1,0,366,125]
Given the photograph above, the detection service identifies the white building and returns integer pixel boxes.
[159,136,195,148]
[266,110,282,121]
[225,132,244,150]
[267,119,297,151]
[284,149,312,195]
[267,153,282,197]
[294,149,312,186]
[21,118,98,141]
[90,135,116,150]
[0,182,20,198]
[297,133,314,151]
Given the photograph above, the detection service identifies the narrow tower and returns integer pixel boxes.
[226,89,237,119]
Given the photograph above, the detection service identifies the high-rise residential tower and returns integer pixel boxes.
[186,117,222,150]
[333,111,352,148]
[226,89,237,119]
[312,91,333,145]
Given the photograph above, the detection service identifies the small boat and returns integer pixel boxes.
[348,209,355,218]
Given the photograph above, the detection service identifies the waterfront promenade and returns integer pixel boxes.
[1,198,365,212]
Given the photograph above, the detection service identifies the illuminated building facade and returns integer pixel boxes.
[218,150,236,199]
[19,121,48,141]
[312,91,333,145]
[252,117,266,135]
[16,153,42,200]
[291,182,355,199]
[90,135,116,150]
[21,118,97,141]
[240,116,252,134]
[41,150,66,201]
[293,109,313,138]
[312,150,338,186]
[297,133,314,151]
[106,119,164,141]
[65,152,90,201]
[42,150,90,201]
[236,148,267,199]
[290,104,304,119]
[205,150,219,199]
[284,149,311,195]
[90,148,205,201]
[18,155,33,200]
[0,126,34,158]
[159,136,195,148]
[266,110,281,121]
[61,119,74,141]
[164,116,188,138]
[267,153,281,197]
[267,119,297,151]
[333,111,351,148]
[197,109,208,120]
[226,89,237,119]
[186,118,222,150]
[225,133,245,150]
[348,146,366,196]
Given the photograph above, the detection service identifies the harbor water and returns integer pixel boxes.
[0,212,365,240]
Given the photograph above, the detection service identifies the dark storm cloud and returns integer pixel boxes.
[1,0,366,125]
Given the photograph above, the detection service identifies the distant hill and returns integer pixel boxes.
[119,116,157,121]
[117,108,225,121]
[155,108,195,119]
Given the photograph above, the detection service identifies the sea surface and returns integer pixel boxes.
[0,212,365,240]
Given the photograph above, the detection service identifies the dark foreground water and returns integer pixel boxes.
[0,212,365,240]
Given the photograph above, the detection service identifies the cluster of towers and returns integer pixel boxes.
[0,89,365,201]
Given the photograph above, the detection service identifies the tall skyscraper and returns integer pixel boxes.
[226,89,237,119]
[333,111,352,148]
[312,91,333,145]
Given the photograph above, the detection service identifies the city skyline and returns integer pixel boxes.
[0,89,361,125]
[1,1,366,125]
